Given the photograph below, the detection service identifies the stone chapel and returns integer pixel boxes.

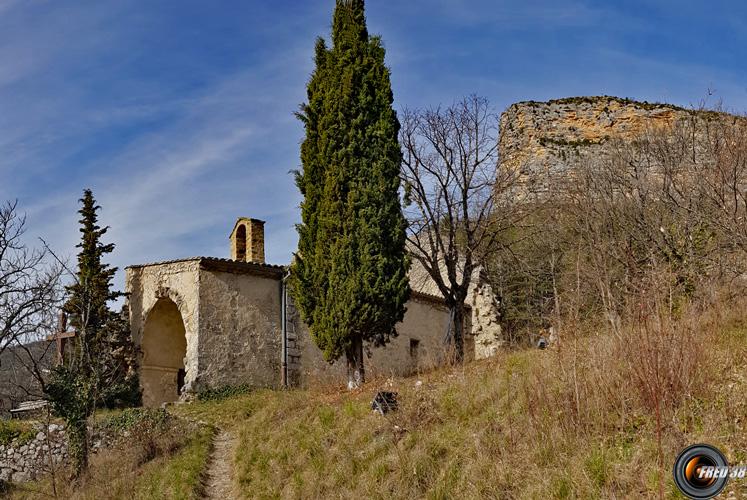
[125,218,503,407]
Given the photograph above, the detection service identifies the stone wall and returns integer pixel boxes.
[0,424,67,483]
[197,267,282,391]
[283,297,304,387]
[126,259,201,403]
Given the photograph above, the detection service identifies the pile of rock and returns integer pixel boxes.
[0,423,68,483]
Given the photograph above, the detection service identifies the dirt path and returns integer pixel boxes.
[204,430,238,499]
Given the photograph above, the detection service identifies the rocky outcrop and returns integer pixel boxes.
[498,96,714,192]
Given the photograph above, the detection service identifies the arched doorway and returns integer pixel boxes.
[140,298,187,407]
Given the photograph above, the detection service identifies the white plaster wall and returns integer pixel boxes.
[295,294,459,386]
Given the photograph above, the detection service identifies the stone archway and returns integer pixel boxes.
[140,297,187,407]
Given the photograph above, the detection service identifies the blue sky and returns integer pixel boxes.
[1,0,746,292]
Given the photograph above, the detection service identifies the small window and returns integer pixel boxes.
[409,338,420,358]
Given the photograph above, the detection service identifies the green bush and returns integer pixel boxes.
[0,420,36,447]
[197,384,252,402]
[98,375,142,410]
[97,407,169,434]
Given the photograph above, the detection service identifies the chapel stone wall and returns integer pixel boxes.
[125,260,201,397]
[196,268,282,391]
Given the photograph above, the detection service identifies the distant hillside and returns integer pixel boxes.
[498,95,740,192]
[0,341,53,417]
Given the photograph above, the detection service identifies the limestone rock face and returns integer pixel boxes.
[499,96,703,192]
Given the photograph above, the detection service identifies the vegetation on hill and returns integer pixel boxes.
[515,95,689,112]
[168,296,747,499]
[0,420,35,447]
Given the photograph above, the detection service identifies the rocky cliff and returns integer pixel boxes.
[498,96,708,191]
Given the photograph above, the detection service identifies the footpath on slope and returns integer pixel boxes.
[203,429,238,500]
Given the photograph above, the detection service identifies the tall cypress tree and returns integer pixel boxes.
[63,189,121,332]
[293,0,410,388]
[46,189,139,476]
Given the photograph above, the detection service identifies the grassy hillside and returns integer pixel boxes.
[175,304,747,499]
[7,304,747,499]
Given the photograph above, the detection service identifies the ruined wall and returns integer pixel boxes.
[471,280,504,359]
[196,269,282,391]
[125,260,201,403]
[409,258,503,357]
[0,423,67,483]
[294,293,459,386]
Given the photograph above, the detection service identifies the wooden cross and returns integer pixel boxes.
[46,311,76,365]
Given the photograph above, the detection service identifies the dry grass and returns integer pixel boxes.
[173,300,747,499]
[9,300,746,498]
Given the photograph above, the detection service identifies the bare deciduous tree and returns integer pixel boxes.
[0,200,62,357]
[661,110,747,266]
[400,96,518,361]
[0,200,61,418]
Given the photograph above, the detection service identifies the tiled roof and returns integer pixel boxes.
[125,258,464,307]
[410,289,471,309]
[125,257,203,269]
[200,257,285,270]
[126,257,286,273]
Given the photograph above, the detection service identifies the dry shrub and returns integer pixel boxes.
[617,296,706,416]
[504,268,719,495]
[94,408,184,467]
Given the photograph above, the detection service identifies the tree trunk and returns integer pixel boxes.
[346,335,365,389]
[448,303,466,363]
[68,418,89,478]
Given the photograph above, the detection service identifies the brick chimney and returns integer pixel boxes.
[229,217,265,264]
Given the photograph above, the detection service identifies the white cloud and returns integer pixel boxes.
[0,1,318,296]
[17,40,312,293]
